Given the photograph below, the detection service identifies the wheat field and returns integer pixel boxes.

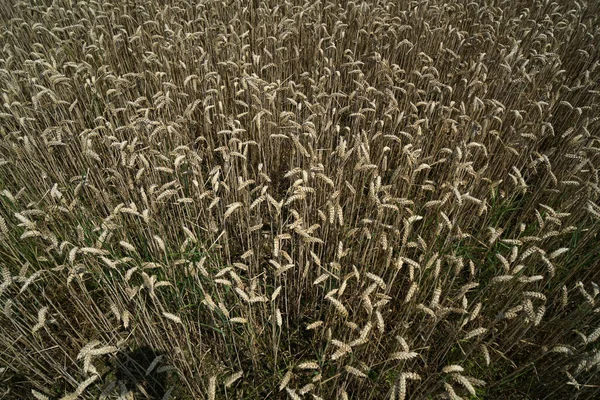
[1,0,599,399]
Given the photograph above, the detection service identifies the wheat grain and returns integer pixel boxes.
[442,365,464,374]
[279,369,294,391]
[224,370,243,388]
[286,387,302,400]
[208,376,216,400]
[119,240,136,252]
[375,310,385,334]
[331,340,352,360]
[443,382,462,400]
[464,327,487,340]
[298,361,320,370]
[60,375,98,400]
[452,374,476,396]
[340,362,366,379]
[586,326,600,344]
[299,383,315,395]
[390,352,419,361]
[163,312,182,324]
[327,296,349,318]
[32,307,49,334]
[32,390,50,400]
[405,283,418,303]
[306,321,323,330]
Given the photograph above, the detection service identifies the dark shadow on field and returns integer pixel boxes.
[115,346,167,399]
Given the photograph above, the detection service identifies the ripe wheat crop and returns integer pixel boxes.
[1,0,600,399]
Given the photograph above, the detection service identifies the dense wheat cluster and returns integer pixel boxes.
[1,0,600,398]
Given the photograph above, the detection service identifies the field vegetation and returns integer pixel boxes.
[1,0,599,398]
